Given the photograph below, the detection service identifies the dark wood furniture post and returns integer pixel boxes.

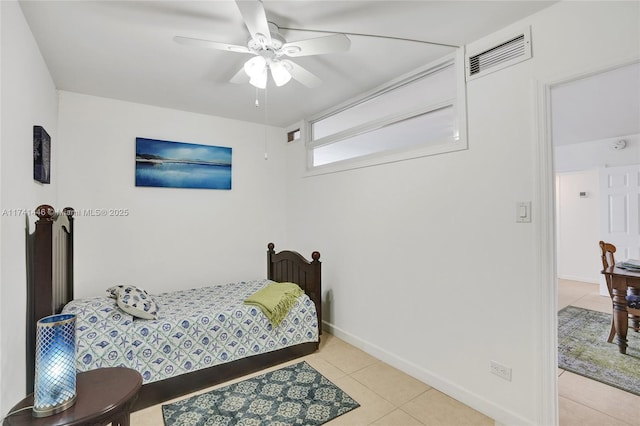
[612,275,630,354]
[310,250,322,333]
[26,205,74,393]
[26,205,54,393]
[267,242,322,334]
[61,207,75,313]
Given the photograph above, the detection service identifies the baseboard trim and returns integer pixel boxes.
[557,274,598,284]
[322,320,534,426]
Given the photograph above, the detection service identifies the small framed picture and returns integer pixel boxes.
[33,126,50,184]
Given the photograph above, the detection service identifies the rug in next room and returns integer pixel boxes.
[558,305,640,396]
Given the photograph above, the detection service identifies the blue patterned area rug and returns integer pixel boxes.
[162,361,360,426]
[558,306,640,396]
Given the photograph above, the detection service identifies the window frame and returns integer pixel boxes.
[304,49,468,175]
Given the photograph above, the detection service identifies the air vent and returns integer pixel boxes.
[466,27,532,81]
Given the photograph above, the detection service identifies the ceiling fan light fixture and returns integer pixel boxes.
[270,61,292,87]
[175,1,346,90]
[249,68,268,89]
[244,56,267,78]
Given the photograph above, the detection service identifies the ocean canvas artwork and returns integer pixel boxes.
[135,138,232,190]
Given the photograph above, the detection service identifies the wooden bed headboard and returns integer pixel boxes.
[25,204,75,393]
[267,242,322,333]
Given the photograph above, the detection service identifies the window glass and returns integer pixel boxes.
[313,64,455,140]
[306,52,466,171]
[313,105,454,166]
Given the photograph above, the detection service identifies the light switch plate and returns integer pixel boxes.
[516,201,531,223]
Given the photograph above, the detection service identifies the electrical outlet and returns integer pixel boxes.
[490,360,512,381]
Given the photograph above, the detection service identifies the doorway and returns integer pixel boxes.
[553,61,640,289]
[544,60,640,424]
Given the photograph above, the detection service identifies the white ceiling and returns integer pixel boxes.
[551,62,640,146]
[19,0,557,127]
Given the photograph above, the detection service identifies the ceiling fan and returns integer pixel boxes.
[174,0,351,89]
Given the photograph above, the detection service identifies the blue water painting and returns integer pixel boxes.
[135,138,232,190]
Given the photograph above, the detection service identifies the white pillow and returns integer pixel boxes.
[106,284,127,299]
[116,285,159,320]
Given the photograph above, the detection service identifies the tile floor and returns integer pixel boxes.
[558,279,640,426]
[130,280,640,426]
[131,332,493,426]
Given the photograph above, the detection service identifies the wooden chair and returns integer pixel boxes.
[599,241,640,342]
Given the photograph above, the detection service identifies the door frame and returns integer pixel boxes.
[534,56,640,426]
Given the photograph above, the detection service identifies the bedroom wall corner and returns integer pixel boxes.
[56,92,288,298]
[0,0,59,416]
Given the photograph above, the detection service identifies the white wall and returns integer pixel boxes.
[0,0,59,414]
[285,1,639,425]
[57,91,288,298]
[555,170,600,283]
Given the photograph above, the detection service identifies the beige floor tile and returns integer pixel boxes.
[371,408,425,425]
[571,293,612,314]
[319,331,340,350]
[326,375,396,425]
[558,280,603,311]
[558,371,640,424]
[130,404,164,426]
[304,355,349,383]
[315,337,380,374]
[401,389,493,426]
[559,279,596,290]
[559,396,633,426]
[558,293,577,311]
[558,288,589,311]
[351,361,431,406]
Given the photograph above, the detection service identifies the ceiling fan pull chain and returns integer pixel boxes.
[255,87,260,107]
[264,86,268,160]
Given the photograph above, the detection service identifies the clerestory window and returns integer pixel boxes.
[306,51,467,173]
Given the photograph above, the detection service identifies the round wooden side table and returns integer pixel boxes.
[4,367,142,426]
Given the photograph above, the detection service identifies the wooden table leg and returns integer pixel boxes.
[628,287,640,331]
[612,276,629,354]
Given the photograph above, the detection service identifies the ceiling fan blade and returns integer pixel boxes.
[230,66,249,84]
[282,33,351,57]
[174,36,250,53]
[236,0,272,45]
[283,60,322,88]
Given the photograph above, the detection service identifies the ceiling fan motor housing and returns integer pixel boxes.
[248,22,286,52]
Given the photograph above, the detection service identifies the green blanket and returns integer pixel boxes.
[244,282,304,327]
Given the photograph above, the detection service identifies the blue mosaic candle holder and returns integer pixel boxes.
[32,313,77,417]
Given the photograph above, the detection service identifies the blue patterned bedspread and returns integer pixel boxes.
[62,279,319,384]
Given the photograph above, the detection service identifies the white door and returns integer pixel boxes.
[599,164,640,293]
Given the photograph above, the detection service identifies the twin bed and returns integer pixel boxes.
[26,204,322,410]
